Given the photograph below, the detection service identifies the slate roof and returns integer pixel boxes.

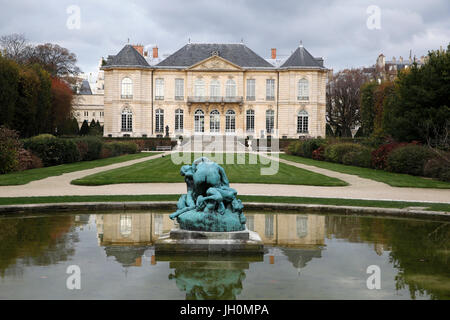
[280,45,325,69]
[104,45,150,68]
[79,80,92,95]
[155,43,274,68]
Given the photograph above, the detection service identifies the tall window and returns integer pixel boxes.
[121,107,132,132]
[265,215,274,238]
[266,109,274,134]
[266,79,275,100]
[210,110,220,133]
[119,214,132,237]
[298,79,309,100]
[155,109,164,133]
[246,109,255,132]
[175,109,184,132]
[297,110,309,133]
[210,79,220,100]
[246,79,255,100]
[225,110,235,132]
[296,216,308,238]
[155,78,164,100]
[225,79,236,99]
[175,79,184,100]
[121,78,132,99]
[194,109,205,133]
[194,79,205,98]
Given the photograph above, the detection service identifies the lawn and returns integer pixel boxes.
[0,194,448,212]
[71,153,347,186]
[280,154,450,189]
[0,152,159,186]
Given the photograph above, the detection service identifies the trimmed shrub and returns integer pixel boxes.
[371,141,409,170]
[386,145,434,176]
[312,146,325,161]
[300,138,325,158]
[0,126,22,174]
[18,148,43,171]
[101,142,138,157]
[23,135,80,166]
[324,143,366,163]
[423,156,450,180]
[74,137,103,161]
[342,147,373,168]
[441,168,450,182]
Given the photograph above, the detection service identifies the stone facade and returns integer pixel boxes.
[76,43,328,139]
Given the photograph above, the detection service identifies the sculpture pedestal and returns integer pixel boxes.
[155,228,264,253]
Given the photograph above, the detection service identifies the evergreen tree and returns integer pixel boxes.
[79,120,89,135]
[360,81,378,137]
[0,56,19,128]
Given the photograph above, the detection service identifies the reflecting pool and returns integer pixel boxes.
[0,211,448,299]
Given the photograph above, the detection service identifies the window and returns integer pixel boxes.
[155,109,164,133]
[246,109,255,132]
[297,110,309,133]
[225,79,236,98]
[266,79,275,100]
[175,109,184,132]
[246,79,255,100]
[298,79,309,100]
[175,79,184,100]
[225,110,235,132]
[155,78,164,100]
[210,110,220,133]
[121,78,132,99]
[296,216,308,238]
[84,111,89,117]
[121,107,132,132]
[265,215,274,238]
[194,109,205,133]
[194,79,205,98]
[93,112,96,117]
[210,79,220,100]
[100,111,104,117]
[119,214,132,237]
[246,214,254,231]
[266,109,274,134]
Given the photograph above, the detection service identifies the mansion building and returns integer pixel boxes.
[74,42,328,139]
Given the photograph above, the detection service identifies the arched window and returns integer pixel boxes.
[210,110,220,133]
[194,109,205,133]
[210,80,220,100]
[225,79,236,98]
[175,109,184,132]
[155,109,164,133]
[296,216,308,238]
[121,107,133,132]
[119,214,132,237]
[121,78,133,99]
[266,109,274,134]
[194,79,205,98]
[297,110,309,133]
[225,110,235,132]
[298,79,309,101]
[246,109,255,132]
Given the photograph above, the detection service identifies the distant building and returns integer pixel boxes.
[363,52,427,83]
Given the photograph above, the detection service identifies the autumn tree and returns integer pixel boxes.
[0,56,20,127]
[50,77,73,134]
[326,68,368,137]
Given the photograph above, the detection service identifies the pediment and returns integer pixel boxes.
[187,56,242,71]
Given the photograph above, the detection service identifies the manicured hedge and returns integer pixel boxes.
[386,145,434,176]
[23,135,80,166]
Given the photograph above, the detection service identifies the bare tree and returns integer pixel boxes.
[28,43,81,77]
[0,33,32,63]
[326,68,368,137]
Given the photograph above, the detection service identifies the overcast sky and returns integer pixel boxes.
[1,0,449,74]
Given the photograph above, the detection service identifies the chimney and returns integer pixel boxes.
[271,48,277,59]
[153,46,158,58]
[132,44,144,56]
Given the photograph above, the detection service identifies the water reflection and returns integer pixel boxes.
[0,211,448,299]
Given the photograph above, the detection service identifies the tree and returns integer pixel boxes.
[0,33,32,64]
[360,81,378,137]
[383,45,450,148]
[326,69,369,137]
[50,77,73,134]
[14,67,40,137]
[31,64,52,134]
[79,120,89,135]
[0,56,19,127]
[28,43,81,78]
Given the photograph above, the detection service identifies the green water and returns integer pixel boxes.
[0,211,448,300]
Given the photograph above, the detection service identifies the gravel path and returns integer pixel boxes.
[0,152,448,203]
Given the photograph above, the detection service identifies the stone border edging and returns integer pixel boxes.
[0,201,448,221]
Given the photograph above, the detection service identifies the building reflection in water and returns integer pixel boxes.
[94,211,326,298]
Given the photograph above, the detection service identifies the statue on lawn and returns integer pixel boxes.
[169,157,246,232]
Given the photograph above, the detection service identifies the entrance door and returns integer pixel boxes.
[194,109,205,133]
